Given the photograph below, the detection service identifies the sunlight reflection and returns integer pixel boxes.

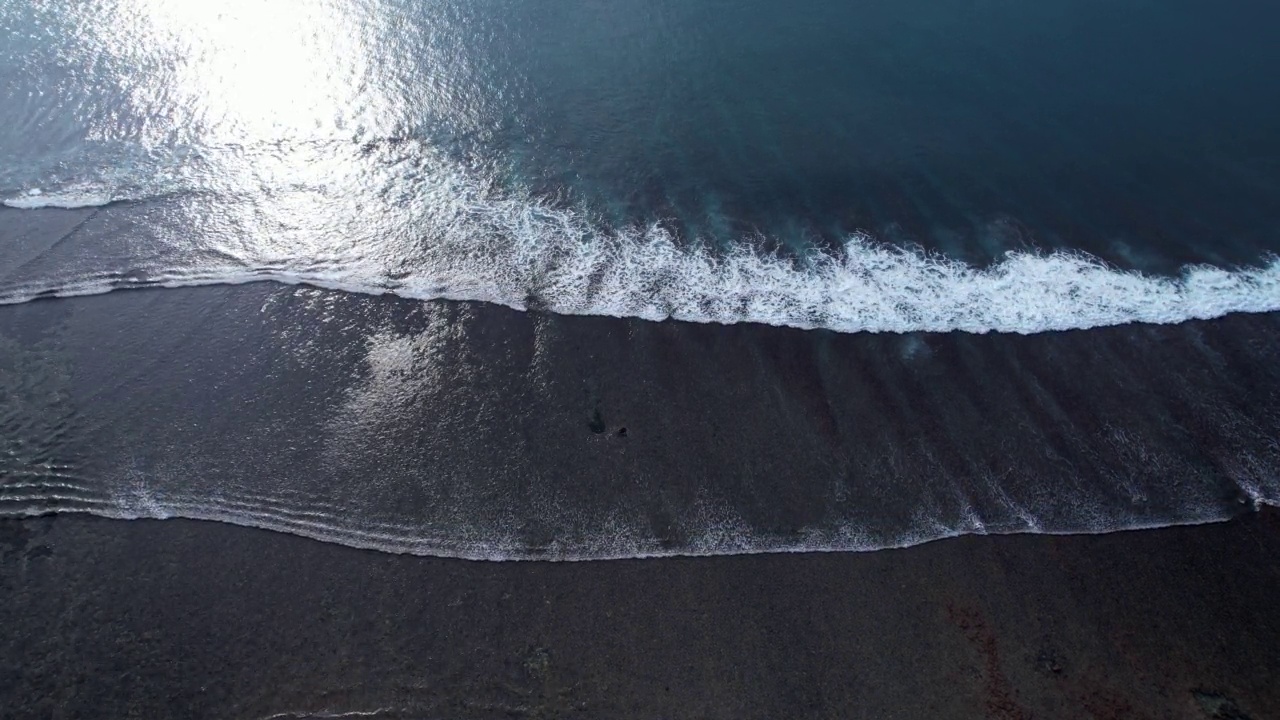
[106,0,385,142]
[79,0,413,262]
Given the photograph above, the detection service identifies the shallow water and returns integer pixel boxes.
[1,284,1276,559]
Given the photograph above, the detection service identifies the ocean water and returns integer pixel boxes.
[1,0,1278,559]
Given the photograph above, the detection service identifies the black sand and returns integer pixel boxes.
[2,511,1278,719]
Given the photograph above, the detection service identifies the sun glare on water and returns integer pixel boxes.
[98,0,387,144]
[41,0,428,267]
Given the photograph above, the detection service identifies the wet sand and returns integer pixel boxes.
[5,284,1280,559]
[2,510,1277,719]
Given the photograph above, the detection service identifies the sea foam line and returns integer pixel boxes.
[0,495,1271,562]
[3,166,1280,334]
[1,242,1277,335]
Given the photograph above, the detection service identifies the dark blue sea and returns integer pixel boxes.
[1,0,1278,558]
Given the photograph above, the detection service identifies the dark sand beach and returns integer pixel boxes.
[3,284,1279,719]
[2,510,1278,719]
[3,2,1280,717]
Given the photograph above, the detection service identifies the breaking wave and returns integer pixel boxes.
[2,140,1278,335]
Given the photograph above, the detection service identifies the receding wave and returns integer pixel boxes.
[2,279,1278,561]
[3,158,1279,334]
[2,491,1272,562]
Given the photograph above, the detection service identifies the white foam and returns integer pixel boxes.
[13,242,1279,337]
[2,169,1279,334]
[2,186,115,209]
[0,492,1252,561]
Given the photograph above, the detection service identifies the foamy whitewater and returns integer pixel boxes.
[3,168,1279,336]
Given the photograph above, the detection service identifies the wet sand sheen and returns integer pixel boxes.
[2,285,1278,558]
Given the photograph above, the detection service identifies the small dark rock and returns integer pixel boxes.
[587,408,606,434]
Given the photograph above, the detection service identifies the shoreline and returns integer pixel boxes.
[0,503,1272,562]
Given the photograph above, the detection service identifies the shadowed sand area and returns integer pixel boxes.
[1,511,1278,719]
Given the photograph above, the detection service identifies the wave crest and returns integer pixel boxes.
[3,142,1279,334]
